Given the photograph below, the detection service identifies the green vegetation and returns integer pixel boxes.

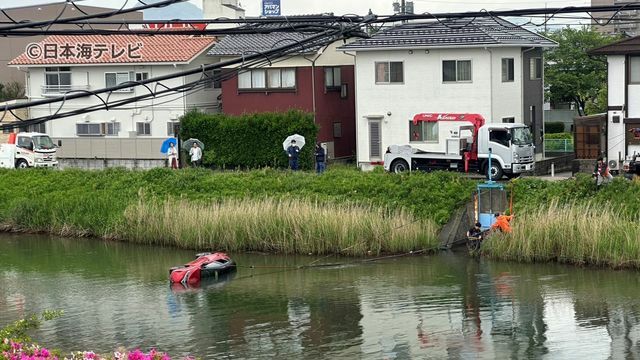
[0,167,475,255]
[483,174,640,268]
[121,198,439,255]
[179,109,318,170]
[543,122,566,134]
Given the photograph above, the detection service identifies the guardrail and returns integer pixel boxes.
[544,139,574,153]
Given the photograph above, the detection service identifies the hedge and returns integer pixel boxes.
[180,110,318,170]
[544,121,565,134]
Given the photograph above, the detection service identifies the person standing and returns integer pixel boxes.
[314,143,326,174]
[167,142,178,169]
[593,157,613,188]
[189,142,202,167]
[287,139,300,171]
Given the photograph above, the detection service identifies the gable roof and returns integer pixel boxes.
[588,36,640,55]
[9,34,216,66]
[339,17,556,51]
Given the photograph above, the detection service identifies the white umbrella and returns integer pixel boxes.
[282,134,305,151]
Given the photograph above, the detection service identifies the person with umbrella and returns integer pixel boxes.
[287,139,300,171]
[167,142,178,169]
[189,142,203,167]
[315,143,326,174]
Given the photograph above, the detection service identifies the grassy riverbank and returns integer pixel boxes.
[483,174,640,268]
[0,166,473,255]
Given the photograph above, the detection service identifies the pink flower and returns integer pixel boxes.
[83,351,96,360]
[40,348,50,358]
[160,354,171,360]
[127,349,144,360]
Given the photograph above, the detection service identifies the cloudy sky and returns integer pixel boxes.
[2,0,591,17]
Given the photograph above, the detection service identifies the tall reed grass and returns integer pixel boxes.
[120,198,439,256]
[482,201,640,268]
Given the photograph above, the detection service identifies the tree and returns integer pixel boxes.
[543,27,620,116]
[0,81,25,102]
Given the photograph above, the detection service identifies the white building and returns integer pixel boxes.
[9,34,218,168]
[203,0,245,20]
[589,36,640,171]
[339,18,556,169]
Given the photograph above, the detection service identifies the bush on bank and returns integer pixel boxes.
[179,110,318,170]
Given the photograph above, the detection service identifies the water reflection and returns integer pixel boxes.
[2,234,640,358]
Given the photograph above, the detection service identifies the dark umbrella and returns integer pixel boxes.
[160,137,178,154]
[182,138,205,151]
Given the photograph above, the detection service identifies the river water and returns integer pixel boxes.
[2,234,640,359]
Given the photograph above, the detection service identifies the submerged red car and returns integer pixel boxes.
[169,252,236,285]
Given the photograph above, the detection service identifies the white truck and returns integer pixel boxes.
[384,113,535,180]
[0,132,59,168]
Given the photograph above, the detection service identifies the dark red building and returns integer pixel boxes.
[208,33,356,159]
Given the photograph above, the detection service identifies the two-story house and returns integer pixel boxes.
[207,29,357,160]
[589,36,640,172]
[338,17,556,170]
[9,34,218,169]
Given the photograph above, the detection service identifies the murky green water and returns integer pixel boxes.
[2,234,640,359]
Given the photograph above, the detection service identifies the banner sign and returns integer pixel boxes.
[262,0,281,16]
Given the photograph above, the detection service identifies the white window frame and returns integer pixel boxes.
[76,123,103,136]
[238,68,296,90]
[409,121,439,142]
[204,68,222,90]
[105,72,134,92]
[442,60,472,83]
[135,72,149,82]
[104,122,120,136]
[44,67,72,93]
[501,58,514,82]
[167,122,180,136]
[136,122,151,136]
[375,61,404,84]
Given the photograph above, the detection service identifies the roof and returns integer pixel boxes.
[9,34,216,66]
[588,36,640,55]
[339,17,556,51]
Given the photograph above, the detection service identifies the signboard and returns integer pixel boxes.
[262,0,281,16]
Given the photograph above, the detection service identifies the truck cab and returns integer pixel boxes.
[477,124,535,179]
[0,132,59,168]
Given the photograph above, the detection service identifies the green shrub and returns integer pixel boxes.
[545,132,573,140]
[180,110,318,170]
[544,122,566,133]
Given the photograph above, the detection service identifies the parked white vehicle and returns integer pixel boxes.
[384,113,535,180]
[0,132,59,168]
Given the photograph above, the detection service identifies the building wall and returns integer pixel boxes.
[352,47,527,167]
[607,55,627,168]
[522,47,544,152]
[0,4,142,85]
[23,60,218,162]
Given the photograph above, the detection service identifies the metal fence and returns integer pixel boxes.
[544,139,574,153]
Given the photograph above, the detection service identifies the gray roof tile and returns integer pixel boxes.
[339,17,556,51]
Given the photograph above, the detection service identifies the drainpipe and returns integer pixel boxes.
[485,47,494,122]
[303,52,321,123]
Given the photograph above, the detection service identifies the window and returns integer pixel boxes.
[3,127,12,134]
[17,136,33,149]
[238,68,296,89]
[631,56,640,84]
[409,121,438,142]
[135,72,149,82]
[501,58,514,82]
[530,58,542,80]
[502,117,515,123]
[45,67,71,92]
[136,122,151,136]
[443,60,472,82]
[375,62,403,84]
[105,122,120,136]
[76,123,102,136]
[105,72,134,92]
[489,129,510,147]
[325,67,342,89]
[28,123,46,133]
[167,122,180,136]
[204,69,222,90]
[333,122,342,138]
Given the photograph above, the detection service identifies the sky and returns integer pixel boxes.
[2,0,592,18]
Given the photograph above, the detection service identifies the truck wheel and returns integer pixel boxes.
[391,159,410,173]
[486,163,503,180]
[16,159,29,169]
